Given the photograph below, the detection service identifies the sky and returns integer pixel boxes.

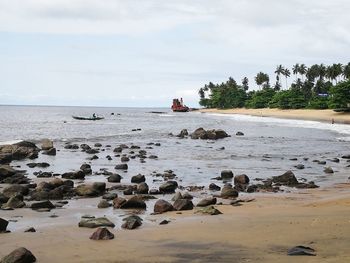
[0,0,350,107]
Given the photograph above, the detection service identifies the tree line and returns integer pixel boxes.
[198,63,350,109]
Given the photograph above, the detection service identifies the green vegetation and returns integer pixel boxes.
[198,63,350,110]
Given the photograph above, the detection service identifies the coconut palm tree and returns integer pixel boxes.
[242,77,249,91]
[299,64,307,81]
[274,65,284,89]
[292,63,300,81]
[342,62,350,80]
[282,68,291,89]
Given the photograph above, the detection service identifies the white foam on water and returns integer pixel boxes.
[208,113,350,141]
[0,139,23,146]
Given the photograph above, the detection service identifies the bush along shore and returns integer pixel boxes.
[198,63,350,110]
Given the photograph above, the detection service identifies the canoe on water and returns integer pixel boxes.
[72,116,104,121]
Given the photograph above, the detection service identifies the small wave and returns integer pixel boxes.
[0,139,23,146]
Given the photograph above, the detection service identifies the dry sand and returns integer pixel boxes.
[1,184,350,262]
[199,108,350,124]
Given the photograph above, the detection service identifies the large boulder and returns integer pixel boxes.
[190,128,207,139]
[197,197,217,207]
[2,195,25,209]
[221,185,239,198]
[0,247,36,263]
[75,182,106,197]
[61,170,85,180]
[190,128,229,140]
[0,141,39,162]
[79,217,115,228]
[3,185,29,198]
[0,165,17,178]
[272,171,299,186]
[173,199,194,211]
[136,182,149,194]
[120,196,146,209]
[89,227,114,240]
[159,181,178,193]
[234,174,250,185]
[154,199,173,213]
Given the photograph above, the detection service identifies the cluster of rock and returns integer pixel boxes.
[176,128,230,140]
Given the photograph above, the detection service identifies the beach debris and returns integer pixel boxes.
[195,206,222,215]
[0,218,9,232]
[122,215,143,230]
[159,181,178,193]
[154,199,174,214]
[89,227,114,240]
[24,227,36,233]
[79,217,115,228]
[197,197,217,207]
[323,167,334,174]
[287,245,316,256]
[0,247,36,263]
[173,199,194,211]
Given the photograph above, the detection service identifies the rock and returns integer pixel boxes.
[213,129,230,139]
[221,170,234,179]
[64,144,79,150]
[123,188,133,195]
[330,158,340,163]
[0,141,39,162]
[31,200,55,210]
[177,129,189,138]
[341,154,350,159]
[97,200,110,208]
[120,196,146,209]
[171,192,183,202]
[137,182,149,194]
[79,217,115,228]
[221,185,239,199]
[0,218,9,232]
[80,164,92,174]
[236,131,244,136]
[42,148,56,156]
[90,227,114,240]
[27,162,50,168]
[112,197,126,208]
[318,160,326,165]
[121,215,143,230]
[190,127,207,139]
[182,192,193,200]
[121,156,129,162]
[1,174,30,184]
[149,189,161,195]
[76,182,106,197]
[24,227,36,233]
[113,147,123,153]
[131,174,145,184]
[102,192,118,200]
[173,199,194,211]
[159,220,170,225]
[0,165,17,178]
[287,246,316,256]
[159,181,178,193]
[115,164,128,170]
[94,143,102,147]
[41,139,53,150]
[197,197,217,207]
[2,195,25,209]
[3,185,29,198]
[0,247,36,263]
[80,144,91,150]
[154,199,173,213]
[61,170,85,180]
[234,174,250,185]
[209,183,221,191]
[294,164,305,170]
[107,174,122,183]
[272,171,298,186]
[196,206,222,215]
[324,167,334,174]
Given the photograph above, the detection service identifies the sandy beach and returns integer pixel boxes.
[1,184,350,262]
[199,108,350,124]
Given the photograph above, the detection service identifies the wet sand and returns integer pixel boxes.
[200,108,350,124]
[1,184,350,263]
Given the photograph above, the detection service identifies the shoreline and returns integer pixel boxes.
[1,184,350,262]
[199,108,350,124]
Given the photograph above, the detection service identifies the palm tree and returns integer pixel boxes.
[275,65,284,89]
[299,64,307,81]
[333,63,343,83]
[318,64,326,81]
[292,64,300,81]
[282,68,291,89]
[242,77,249,91]
[198,88,205,99]
[343,63,350,80]
[255,72,269,90]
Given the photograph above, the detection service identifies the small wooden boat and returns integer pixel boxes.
[72,116,104,121]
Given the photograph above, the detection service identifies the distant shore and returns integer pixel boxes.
[199,108,350,124]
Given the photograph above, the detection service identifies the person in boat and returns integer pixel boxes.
[93,113,96,118]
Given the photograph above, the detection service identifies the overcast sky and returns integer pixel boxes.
[0,0,350,107]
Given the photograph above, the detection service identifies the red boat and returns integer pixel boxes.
[171,98,189,112]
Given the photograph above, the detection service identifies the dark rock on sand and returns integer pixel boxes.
[0,218,9,232]
[90,227,114,240]
[79,217,115,228]
[102,192,118,200]
[209,183,221,191]
[234,174,250,185]
[324,167,334,174]
[75,182,106,197]
[0,141,39,162]
[113,147,123,153]
[159,181,178,193]
[196,206,222,215]
[190,128,230,140]
[120,196,146,209]
[64,144,79,150]
[31,200,55,210]
[2,195,25,209]
[131,174,145,183]
[122,215,143,230]
[287,245,316,256]
[115,164,128,170]
[61,170,85,180]
[80,164,92,174]
[97,200,110,208]
[221,170,234,179]
[112,197,126,208]
[159,220,170,225]
[24,227,36,233]
[173,199,193,211]
[0,247,36,263]
[341,154,350,159]
[42,147,56,156]
[221,184,239,199]
[94,143,102,148]
[171,192,183,202]
[137,182,149,194]
[121,156,130,162]
[3,185,29,198]
[154,199,173,213]
[26,162,50,168]
[41,139,53,150]
[272,171,298,186]
[107,174,122,183]
[197,197,217,207]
